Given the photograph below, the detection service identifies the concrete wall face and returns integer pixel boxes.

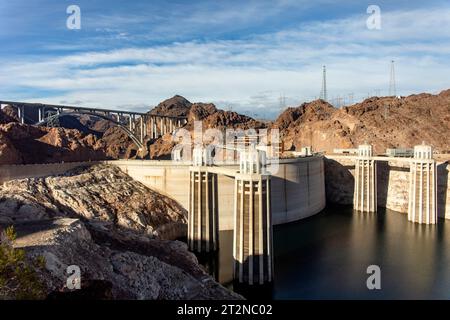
[437,162,450,220]
[325,157,450,219]
[377,160,411,213]
[113,157,326,230]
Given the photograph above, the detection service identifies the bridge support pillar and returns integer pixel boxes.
[408,144,437,224]
[18,106,25,124]
[140,117,144,143]
[233,148,273,285]
[143,119,147,139]
[150,117,154,138]
[188,147,218,253]
[38,107,43,122]
[353,144,377,213]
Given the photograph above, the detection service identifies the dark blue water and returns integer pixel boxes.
[212,206,450,299]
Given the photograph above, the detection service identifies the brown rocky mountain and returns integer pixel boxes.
[77,114,116,133]
[0,114,143,164]
[148,95,192,117]
[0,122,108,165]
[275,89,450,154]
[149,103,267,159]
[1,89,448,164]
[0,105,19,124]
[187,102,218,122]
[97,126,141,159]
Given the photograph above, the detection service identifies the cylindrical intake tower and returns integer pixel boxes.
[408,144,437,224]
[233,148,273,285]
[188,146,219,252]
[353,144,377,213]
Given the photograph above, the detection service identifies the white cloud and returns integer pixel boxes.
[1,5,449,118]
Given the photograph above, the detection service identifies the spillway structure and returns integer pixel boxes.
[233,147,274,285]
[187,145,219,253]
[353,143,377,213]
[408,144,437,224]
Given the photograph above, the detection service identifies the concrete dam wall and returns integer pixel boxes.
[108,156,326,230]
[0,156,326,230]
[324,156,450,219]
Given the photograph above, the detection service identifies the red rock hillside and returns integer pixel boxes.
[149,99,267,159]
[275,89,450,154]
[0,122,108,165]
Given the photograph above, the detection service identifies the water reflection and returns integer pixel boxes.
[198,206,450,299]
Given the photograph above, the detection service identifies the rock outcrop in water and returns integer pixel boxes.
[0,164,241,299]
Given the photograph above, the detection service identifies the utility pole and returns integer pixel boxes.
[389,60,397,96]
[348,93,354,105]
[337,95,343,107]
[320,65,327,101]
[279,93,286,113]
[375,89,381,97]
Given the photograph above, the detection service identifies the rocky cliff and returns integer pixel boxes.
[0,164,241,299]
[0,122,108,165]
[148,95,192,117]
[149,99,266,159]
[275,90,450,154]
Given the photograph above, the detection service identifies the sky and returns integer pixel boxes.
[0,0,449,119]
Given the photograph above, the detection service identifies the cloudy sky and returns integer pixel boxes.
[1,0,449,119]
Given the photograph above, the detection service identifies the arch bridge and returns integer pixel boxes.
[0,100,188,150]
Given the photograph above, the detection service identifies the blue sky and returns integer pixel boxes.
[1,0,449,118]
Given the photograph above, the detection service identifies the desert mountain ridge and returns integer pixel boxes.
[0,88,449,164]
[274,89,450,154]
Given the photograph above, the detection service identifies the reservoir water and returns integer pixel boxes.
[201,205,450,299]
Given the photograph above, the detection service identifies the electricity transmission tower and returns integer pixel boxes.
[279,93,286,113]
[389,60,397,96]
[348,93,354,105]
[320,65,327,101]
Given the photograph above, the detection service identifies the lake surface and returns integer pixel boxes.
[202,206,450,299]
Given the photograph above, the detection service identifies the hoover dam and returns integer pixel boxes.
[0,156,327,230]
[1,100,449,299]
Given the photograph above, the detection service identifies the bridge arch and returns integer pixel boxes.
[35,111,145,150]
